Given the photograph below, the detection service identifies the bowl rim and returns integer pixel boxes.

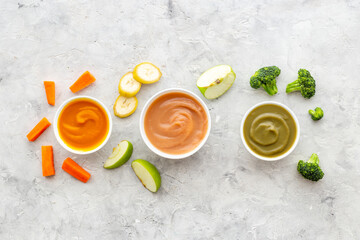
[240,101,300,161]
[139,88,211,159]
[53,95,113,155]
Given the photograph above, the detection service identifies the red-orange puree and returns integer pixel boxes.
[144,92,208,155]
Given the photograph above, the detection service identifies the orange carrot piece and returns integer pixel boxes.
[42,146,55,177]
[62,157,91,183]
[44,81,55,105]
[69,71,96,93]
[26,117,51,142]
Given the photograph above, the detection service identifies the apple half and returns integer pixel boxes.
[197,65,236,99]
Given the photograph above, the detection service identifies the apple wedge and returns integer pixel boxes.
[104,140,133,169]
[131,159,161,193]
[197,65,236,99]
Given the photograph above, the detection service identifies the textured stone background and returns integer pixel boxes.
[1,0,360,239]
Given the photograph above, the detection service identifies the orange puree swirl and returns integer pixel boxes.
[58,99,109,151]
[144,92,208,155]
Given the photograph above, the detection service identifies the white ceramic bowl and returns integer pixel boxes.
[240,101,300,161]
[140,88,211,159]
[54,96,112,155]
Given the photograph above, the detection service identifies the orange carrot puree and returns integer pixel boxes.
[58,98,109,151]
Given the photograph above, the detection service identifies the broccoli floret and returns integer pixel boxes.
[250,66,281,95]
[309,107,324,121]
[286,69,316,99]
[297,153,324,181]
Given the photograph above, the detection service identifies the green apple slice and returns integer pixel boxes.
[131,159,161,193]
[104,140,133,169]
[197,65,236,99]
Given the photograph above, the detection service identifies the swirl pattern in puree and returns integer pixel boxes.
[243,104,297,157]
[58,98,109,151]
[144,92,208,155]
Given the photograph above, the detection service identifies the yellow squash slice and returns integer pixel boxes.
[118,72,141,97]
[133,62,162,84]
[113,95,138,118]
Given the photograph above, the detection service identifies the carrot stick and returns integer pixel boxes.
[42,146,55,176]
[27,117,51,142]
[62,157,91,183]
[44,81,55,105]
[69,71,96,93]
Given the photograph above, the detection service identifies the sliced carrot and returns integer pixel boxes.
[69,71,96,93]
[44,81,55,106]
[27,117,51,142]
[62,157,91,183]
[42,146,55,177]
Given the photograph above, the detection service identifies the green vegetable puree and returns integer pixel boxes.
[243,104,297,157]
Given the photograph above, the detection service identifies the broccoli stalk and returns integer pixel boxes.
[286,69,316,99]
[263,82,278,96]
[297,153,324,181]
[250,66,281,96]
[286,81,302,92]
[309,107,324,121]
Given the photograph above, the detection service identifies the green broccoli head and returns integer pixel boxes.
[286,69,316,99]
[250,66,281,95]
[309,107,324,121]
[297,153,324,181]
